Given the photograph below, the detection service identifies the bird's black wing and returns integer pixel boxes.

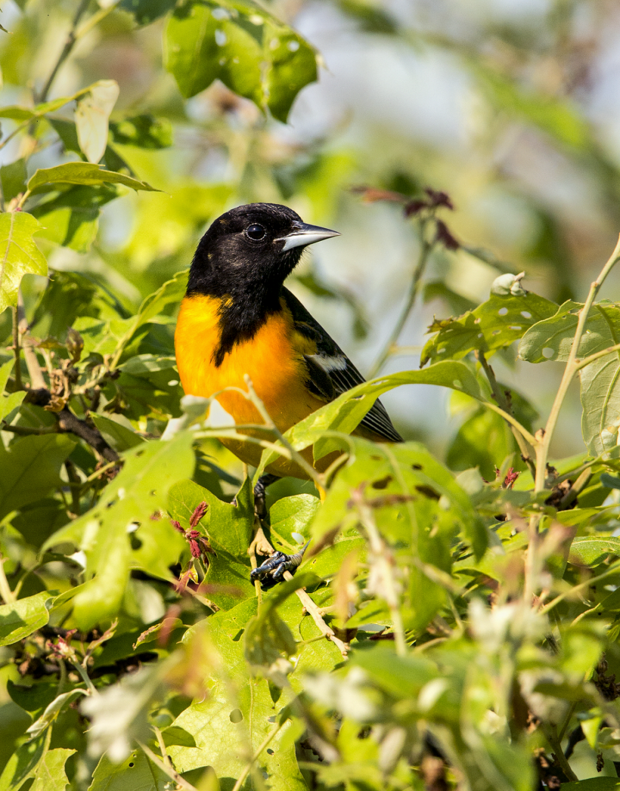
[282,288,403,443]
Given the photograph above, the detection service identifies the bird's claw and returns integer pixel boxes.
[250,542,310,589]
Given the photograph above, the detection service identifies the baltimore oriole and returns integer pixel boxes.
[174,203,402,524]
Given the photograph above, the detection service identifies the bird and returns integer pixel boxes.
[174,203,402,576]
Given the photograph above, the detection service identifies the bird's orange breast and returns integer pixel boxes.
[174,294,328,472]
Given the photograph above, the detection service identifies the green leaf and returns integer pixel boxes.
[164,0,317,122]
[88,749,170,791]
[168,478,255,609]
[44,433,195,631]
[0,158,27,202]
[0,434,76,522]
[259,362,485,472]
[27,163,158,193]
[119,0,177,26]
[29,748,75,791]
[0,359,25,422]
[447,403,515,480]
[0,212,47,315]
[0,591,55,647]
[89,414,144,451]
[520,301,620,455]
[569,537,620,566]
[74,80,119,164]
[421,291,557,366]
[562,781,620,790]
[109,114,173,148]
[169,601,307,788]
[269,494,320,549]
[32,184,119,253]
[0,731,50,791]
[27,689,88,738]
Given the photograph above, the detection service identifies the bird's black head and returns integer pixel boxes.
[187,203,339,311]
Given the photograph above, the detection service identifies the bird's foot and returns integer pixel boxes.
[250,541,310,589]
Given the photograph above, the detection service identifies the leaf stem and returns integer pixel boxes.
[544,724,578,782]
[283,570,349,657]
[368,219,433,378]
[477,350,537,478]
[482,401,538,448]
[574,342,620,371]
[137,740,198,791]
[540,560,620,615]
[242,376,324,487]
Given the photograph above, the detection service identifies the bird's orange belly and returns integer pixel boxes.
[174,294,332,476]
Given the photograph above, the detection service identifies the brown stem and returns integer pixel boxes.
[28,388,119,463]
[283,570,349,658]
[17,291,46,390]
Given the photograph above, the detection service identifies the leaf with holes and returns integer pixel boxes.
[520,301,620,455]
[43,433,194,631]
[421,291,557,366]
[168,599,310,788]
[164,0,317,122]
[0,212,47,315]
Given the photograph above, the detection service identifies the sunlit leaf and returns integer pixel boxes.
[165,0,317,122]
[0,212,47,315]
[74,80,119,164]
[421,291,557,366]
[43,433,194,631]
[27,163,158,193]
[0,592,56,647]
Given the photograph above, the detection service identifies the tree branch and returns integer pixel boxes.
[29,388,119,463]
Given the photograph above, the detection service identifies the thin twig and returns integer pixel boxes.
[574,342,620,371]
[369,219,433,378]
[17,290,46,389]
[525,235,620,605]
[540,561,620,615]
[37,0,91,103]
[284,570,348,657]
[137,740,198,791]
[544,724,578,782]
[243,376,324,487]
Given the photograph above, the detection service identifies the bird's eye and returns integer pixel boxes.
[246,224,266,241]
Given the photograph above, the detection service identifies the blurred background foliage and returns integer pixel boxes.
[3,0,620,463]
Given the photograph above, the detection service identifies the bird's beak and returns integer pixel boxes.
[276,222,340,252]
